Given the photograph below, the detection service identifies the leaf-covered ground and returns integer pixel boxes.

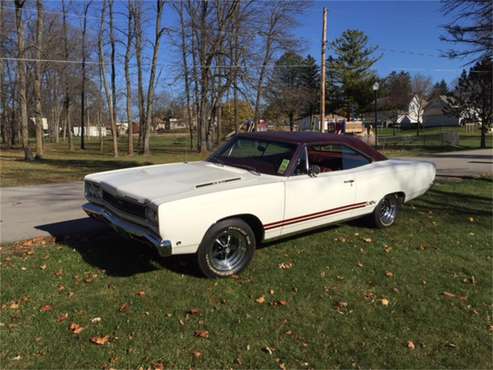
[1,179,492,369]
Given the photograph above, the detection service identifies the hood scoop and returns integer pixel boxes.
[195,177,241,189]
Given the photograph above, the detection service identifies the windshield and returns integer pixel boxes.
[208,137,298,176]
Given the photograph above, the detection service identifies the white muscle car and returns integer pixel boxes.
[83,132,436,278]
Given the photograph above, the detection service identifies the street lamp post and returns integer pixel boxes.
[372,82,379,148]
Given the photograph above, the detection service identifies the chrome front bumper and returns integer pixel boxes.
[82,202,172,257]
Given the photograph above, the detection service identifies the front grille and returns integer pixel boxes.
[102,190,146,219]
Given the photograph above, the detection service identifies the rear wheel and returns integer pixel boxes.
[197,219,255,278]
[370,194,401,228]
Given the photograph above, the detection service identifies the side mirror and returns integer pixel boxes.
[309,165,320,177]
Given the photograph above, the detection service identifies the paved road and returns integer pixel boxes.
[0,182,104,244]
[398,149,493,178]
[1,149,492,244]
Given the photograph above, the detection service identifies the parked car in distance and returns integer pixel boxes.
[83,132,436,278]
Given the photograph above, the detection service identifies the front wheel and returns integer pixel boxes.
[370,194,401,228]
[197,219,256,278]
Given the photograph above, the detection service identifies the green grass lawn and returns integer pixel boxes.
[1,179,492,368]
[1,130,491,187]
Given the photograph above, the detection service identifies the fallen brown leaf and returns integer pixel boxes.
[381,298,390,306]
[57,313,69,322]
[152,362,165,370]
[443,291,456,299]
[136,290,145,297]
[385,271,394,278]
[90,335,110,345]
[192,351,203,359]
[40,264,47,270]
[188,308,201,316]
[194,330,209,339]
[119,303,130,312]
[9,302,19,310]
[40,304,53,313]
[363,237,372,243]
[90,317,102,323]
[69,323,84,334]
[278,262,293,270]
[407,340,416,350]
[277,300,288,306]
[262,346,274,355]
[255,295,266,304]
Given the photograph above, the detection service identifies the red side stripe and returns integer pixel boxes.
[264,202,367,230]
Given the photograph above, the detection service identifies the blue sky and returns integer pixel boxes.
[39,0,469,94]
[298,0,468,84]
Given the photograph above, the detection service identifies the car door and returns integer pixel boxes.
[277,143,371,236]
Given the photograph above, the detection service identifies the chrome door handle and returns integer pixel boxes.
[344,180,354,183]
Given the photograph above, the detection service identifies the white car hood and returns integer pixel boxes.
[85,161,256,204]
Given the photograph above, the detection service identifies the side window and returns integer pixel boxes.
[307,144,370,172]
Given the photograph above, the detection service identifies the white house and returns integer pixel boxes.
[73,126,107,137]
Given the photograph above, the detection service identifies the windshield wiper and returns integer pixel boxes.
[233,164,261,176]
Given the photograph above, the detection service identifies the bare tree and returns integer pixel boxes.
[142,0,166,155]
[108,0,118,156]
[33,0,45,158]
[98,0,118,157]
[15,0,31,159]
[125,1,134,155]
[0,0,7,147]
[80,0,91,150]
[133,3,146,149]
[252,2,301,130]
[61,0,74,151]
[176,1,194,150]
[441,0,493,63]
[411,74,432,136]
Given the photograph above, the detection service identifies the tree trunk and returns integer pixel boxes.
[61,0,73,151]
[125,1,133,156]
[133,4,145,151]
[143,0,166,155]
[108,0,118,157]
[198,0,208,153]
[34,0,44,158]
[0,1,6,147]
[177,1,194,150]
[80,1,91,150]
[98,0,116,157]
[480,123,486,149]
[253,33,274,131]
[15,0,30,159]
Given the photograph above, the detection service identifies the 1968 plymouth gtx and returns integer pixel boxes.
[83,132,435,278]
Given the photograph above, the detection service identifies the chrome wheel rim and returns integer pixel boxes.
[209,228,248,273]
[379,197,397,226]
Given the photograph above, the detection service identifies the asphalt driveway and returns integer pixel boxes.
[0,182,105,244]
[1,148,491,244]
[399,149,493,178]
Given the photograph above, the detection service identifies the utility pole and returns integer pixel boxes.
[320,7,327,133]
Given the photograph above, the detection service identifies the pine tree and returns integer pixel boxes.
[299,55,320,118]
[329,29,380,119]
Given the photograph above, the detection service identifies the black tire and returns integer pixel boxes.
[369,194,401,228]
[197,218,256,278]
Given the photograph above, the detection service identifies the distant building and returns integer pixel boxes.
[73,126,107,137]
[422,95,459,127]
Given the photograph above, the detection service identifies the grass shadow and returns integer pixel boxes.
[36,218,203,278]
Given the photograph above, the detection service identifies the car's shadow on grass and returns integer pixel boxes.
[36,218,203,278]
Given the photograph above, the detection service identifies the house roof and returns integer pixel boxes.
[236,131,387,161]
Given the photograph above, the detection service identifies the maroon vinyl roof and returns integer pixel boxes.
[237,131,387,161]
